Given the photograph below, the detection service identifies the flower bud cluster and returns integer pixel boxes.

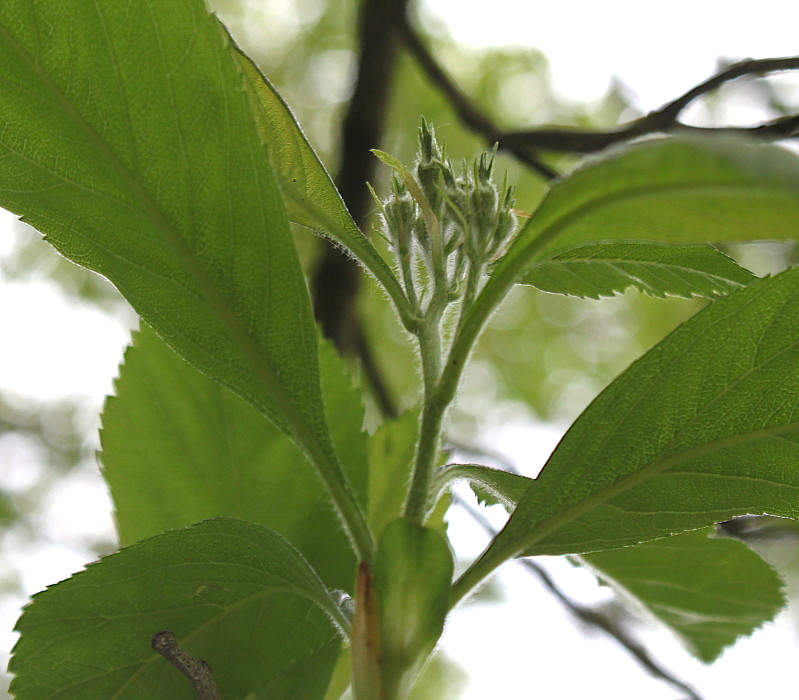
[376,120,518,312]
[437,150,517,266]
[392,120,515,261]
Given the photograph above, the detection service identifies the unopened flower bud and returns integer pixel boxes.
[383,175,417,248]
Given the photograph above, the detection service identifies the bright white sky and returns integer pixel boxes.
[422,0,799,109]
[3,1,799,698]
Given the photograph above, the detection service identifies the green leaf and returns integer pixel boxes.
[0,0,370,558]
[444,465,786,660]
[455,266,799,599]
[372,520,453,700]
[718,514,799,585]
[455,137,799,386]
[581,528,785,662]
[0,0,309,436]
[101,324,367,592]
[510,136,799,268]
[434,463,530,511]
[446,465,787,660]
[367,410,419,539]
[233,48,411,322]
[9,518,349,700]
[519,242,755,299]
[366,409,450,539]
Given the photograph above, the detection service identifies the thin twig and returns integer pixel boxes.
[152,631,221,700]
[398,12,799,161]
[451,494,703,700]
[395,10,559,179]
[445,439,703,700]
[656,57,799,121]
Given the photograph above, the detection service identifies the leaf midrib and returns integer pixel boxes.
[515,299,799,554]
[519,419,799,557]
[536,256,747,284]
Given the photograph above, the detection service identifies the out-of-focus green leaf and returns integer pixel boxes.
[0,1,359,515]
[9,518,348,700]
[0,490,15,525]
[368,410,418,538]
[520,242,755,299]
[101,324,367,592]
[462,267,799,590]
[409,653,468,700]
[582,528,785,662]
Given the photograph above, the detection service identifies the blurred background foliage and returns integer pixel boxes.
[2,0,799,697]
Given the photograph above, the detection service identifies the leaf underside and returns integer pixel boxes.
[486,267,799,561]
[233,47,405,305]
[581,528,785,662]
[9,519,344,700]
[509,135,799,270]
[450,465,787,661]
[520,242,755,299]
[0,0,333,458]
[101,324,368,593]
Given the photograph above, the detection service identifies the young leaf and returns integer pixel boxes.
[370,520,454,700]
[519,242,755,299]
[101,325,367,592]
[433,463,530,511]
[455,266,799,599]
[581,528,786,663]
[9,518,349,700]
[0,0,369,557]
[233,48,409,317]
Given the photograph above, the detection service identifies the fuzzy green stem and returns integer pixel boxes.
[403,304,447,523]
[403,257,491,524]
[403,388,448,523]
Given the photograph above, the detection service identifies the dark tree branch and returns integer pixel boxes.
[311,0,409,419]
[397,12,799,162]
[451,494,703,700]
[502,56,799,153]
[152,631,221,700]
[656,57,799,121]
